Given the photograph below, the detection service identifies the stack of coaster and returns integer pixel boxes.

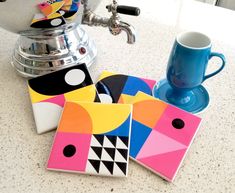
[28,64,201,181]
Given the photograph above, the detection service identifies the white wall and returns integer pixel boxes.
[217,0,235,10]
[196,0,217,4]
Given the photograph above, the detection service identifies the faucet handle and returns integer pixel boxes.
[106,4,140,17]
[116,6,140,16]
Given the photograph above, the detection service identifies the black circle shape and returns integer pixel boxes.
[63,145,76,157]
[172,119,185,129]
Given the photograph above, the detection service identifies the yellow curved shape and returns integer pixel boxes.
[76,102,132,134]
[63,0,73,6]
[28,86,55,103]
[49,2,65,16]
[64,85,96,102]
[98,71,116,81]
[130,92,167,128]
[47,12,62,19]
[130,91,155,104]
[58,102,93,134]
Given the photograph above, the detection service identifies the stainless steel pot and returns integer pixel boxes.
[0,0,140,77]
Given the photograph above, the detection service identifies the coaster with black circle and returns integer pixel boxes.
[128,92,202,182]
[47,101,132,177]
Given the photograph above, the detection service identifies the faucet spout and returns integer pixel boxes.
[82,0,139,44]
[118,21,136,44]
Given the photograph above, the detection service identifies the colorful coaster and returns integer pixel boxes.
[95,71,156,104]
[28,64,100,134]
[47,102,132,177]
[31,0,81,28]
[129,92,202,182]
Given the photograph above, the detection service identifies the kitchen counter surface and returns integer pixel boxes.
[0,0,234,193]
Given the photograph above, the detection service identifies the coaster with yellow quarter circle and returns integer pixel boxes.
[47,102,132,177]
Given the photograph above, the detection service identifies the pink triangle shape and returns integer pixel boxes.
[136,130,187,159]
[140,78,156,89]
[138,149,187,181]
[42,94,65,107]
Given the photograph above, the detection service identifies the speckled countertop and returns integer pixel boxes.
[0,0,234,193]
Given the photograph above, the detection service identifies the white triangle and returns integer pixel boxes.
[114,149,127,162]
[101,148,114,161]
[33,13,45,20]
[103,136,115,148]
[116,137,128,149]
[90,135,102,147]
[87,148,100,160]
[99,94,113,104]
[113,163,126,177]
[33,102,63,134]
[85,161,98,175]
[99,162,112,176]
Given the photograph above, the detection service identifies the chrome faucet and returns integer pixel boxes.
[82,0,140,44]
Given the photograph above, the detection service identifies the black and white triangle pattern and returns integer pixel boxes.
[86,135,129,176]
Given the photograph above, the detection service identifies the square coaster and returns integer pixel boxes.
[47,102,132,177]
[28,64,100,134]
[129,92,202,182]
[95,71,156,104]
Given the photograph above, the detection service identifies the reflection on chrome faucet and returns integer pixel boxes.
[82,0,140,44]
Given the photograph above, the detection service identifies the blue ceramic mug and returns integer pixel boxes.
[153,31,226,113]
[167,31,226,90]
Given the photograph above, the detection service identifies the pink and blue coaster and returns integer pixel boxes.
[129,92,202,182]
[28,64,100,134]
[47,102,132,177]
[95,71,156,104]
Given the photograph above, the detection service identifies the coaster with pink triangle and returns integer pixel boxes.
[129,92,202,182]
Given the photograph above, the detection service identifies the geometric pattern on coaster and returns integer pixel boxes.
[137,149,187,182]
[132,98,168,128]
[47,132,91,172]
[129,121,152,158]
[86,134,129,176]
[136,130,187,159]
[47,102,132,177]
[32,102,64,134]
[129,92,202,182]
[90,135,104,147]
[153,104,202,146]
[31,0,81,28]
[57,102,131,135]
[95,71,156,104]
[28,64,100,134]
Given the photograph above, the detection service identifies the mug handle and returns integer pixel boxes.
[203,52,226,82]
